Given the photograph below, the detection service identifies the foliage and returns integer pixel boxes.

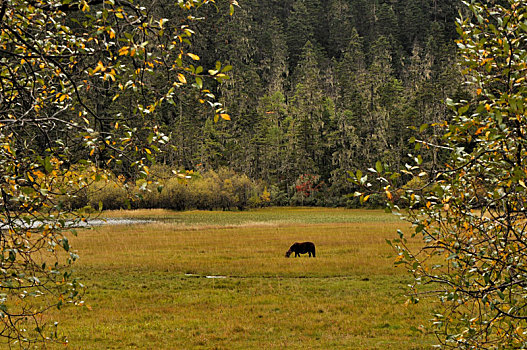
[359,1,527,348]
[0,0,229,346]
[292,173,323,206]
[166,0,462,201]
[70,167,267,211]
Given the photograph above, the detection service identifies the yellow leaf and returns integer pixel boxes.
[118,46,129,56]
[220,113,231,121]
[81,0,90,11]
[187,53,200,61]
[145,148,151,154]
[92,61,105,74]
[177,73,187,84]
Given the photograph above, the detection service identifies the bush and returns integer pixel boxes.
[61,165,368,211]
[87,180,129,210]
[269,185,289,206]
[159,178,192,210]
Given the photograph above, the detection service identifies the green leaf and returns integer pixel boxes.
[195,76,203,89]
[43,156,53,173]
[62,238,70,252]
[375,161,383,174]
[458,104,470,115]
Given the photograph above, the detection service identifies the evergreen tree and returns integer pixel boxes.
[330,29,368,189]
[288,42,335,180]
[253,92,288,184]
[324,0,355,59]
[286,0,315,74]
[260,17,289,95]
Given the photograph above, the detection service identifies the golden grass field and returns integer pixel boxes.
[48,208,436,349]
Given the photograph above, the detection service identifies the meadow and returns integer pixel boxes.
[50,208,436,349]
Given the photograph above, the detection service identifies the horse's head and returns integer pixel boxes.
[285,249,292,258]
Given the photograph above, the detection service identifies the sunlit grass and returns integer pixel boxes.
[100,207,401,227]
[48,208,435,349]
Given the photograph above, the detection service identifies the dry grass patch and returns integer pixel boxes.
[47,208,434,349]
[74,220,412,277]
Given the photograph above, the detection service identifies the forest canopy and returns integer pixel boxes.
[154,0,466,207]
[31,0,465,210]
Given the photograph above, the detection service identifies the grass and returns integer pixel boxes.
[47,207,436,349]
[100,207,401,227]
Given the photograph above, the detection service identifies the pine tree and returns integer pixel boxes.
[288,42,335,180]
[286,0,315,74]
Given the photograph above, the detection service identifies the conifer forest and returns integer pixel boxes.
[149,0,465,207]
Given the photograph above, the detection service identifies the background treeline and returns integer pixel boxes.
[97,0,469,208]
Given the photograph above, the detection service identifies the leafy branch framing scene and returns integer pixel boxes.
[0,0,230,346]
[356,1,527,348]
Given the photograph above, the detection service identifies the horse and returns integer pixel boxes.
[285,242,316,257]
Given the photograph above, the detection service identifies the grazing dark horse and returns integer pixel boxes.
[285,242,316,258]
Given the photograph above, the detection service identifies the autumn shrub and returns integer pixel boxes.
[180,168,261,210]
[76,166,365,211]
[87,180,129,210]
[189,177,221,210]
[158,178,192,210]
